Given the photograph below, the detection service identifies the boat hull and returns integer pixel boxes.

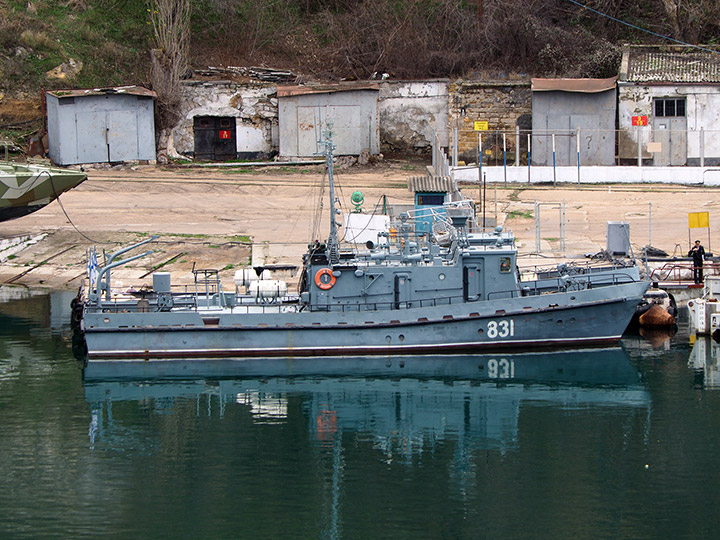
[0,163,87,222]
[82,281,650,361]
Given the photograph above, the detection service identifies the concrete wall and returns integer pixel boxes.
[172,80,277,159]
[448,80,532,161]
[618,83,720,165]
[452,164,720,185]
[377,80,448,152]
[532,89,616,166]
[172,78,536,162]
[278,89,379,158]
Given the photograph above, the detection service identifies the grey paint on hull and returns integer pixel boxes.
[84,281,648,360]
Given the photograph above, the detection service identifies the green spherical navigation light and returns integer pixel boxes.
[351,191,364,213]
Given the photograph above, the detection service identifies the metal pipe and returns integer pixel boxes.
[106,235,158,267]
[527,133,531,184]
[94,250,154,302]
[432,129,437,172]
[552,133,557,186]
[453,127,458,167]
[535,199,540,253]
[576,127,581,186]
[503,133,507,186]
[562,199,566,253]
[478,132,482,218]
[100,235,158,300]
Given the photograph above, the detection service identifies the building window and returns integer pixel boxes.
[654,98,686,117]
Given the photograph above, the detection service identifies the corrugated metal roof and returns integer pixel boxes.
[531,77,617,93]
[623,47,720,83]
[277,82,380,97]
[407,176,453,193]
[47,86,156,98]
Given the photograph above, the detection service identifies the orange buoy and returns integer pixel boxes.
[638,304,675,328]
[314,268,336,290]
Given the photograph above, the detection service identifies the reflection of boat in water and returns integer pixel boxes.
[83,347,644,383]
[85,348,650,448]
[85,348,649,454]
[0,156,86,222]
[688,337,720,388]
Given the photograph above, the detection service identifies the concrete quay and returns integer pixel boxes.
[0,161,718,294]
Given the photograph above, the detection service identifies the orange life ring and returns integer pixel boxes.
[314,268,336,290]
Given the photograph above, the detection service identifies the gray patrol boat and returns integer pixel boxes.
[75,138,650,364]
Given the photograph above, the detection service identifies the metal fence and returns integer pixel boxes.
[442,127,720,168]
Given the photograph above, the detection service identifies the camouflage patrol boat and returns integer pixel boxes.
[75,137,650,366]
[0,157,87,222]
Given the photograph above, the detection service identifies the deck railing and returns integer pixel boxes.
[92,269,643,316]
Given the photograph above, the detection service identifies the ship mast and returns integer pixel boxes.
[323,134,340,265]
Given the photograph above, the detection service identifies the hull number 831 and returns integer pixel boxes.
[488,358,515,379]
[487,319,515,339]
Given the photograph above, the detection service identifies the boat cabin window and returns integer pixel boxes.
[500,257,512,273]
[417,194,444,206]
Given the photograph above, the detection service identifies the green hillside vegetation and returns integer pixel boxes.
[1,0,151,92]
[1,0,719,148]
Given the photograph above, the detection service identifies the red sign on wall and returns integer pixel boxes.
[219,130,231,139]
[631,116,648,126]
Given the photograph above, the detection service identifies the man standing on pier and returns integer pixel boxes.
[689,240,706,284]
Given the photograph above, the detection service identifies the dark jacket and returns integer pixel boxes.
[689,244,705,265]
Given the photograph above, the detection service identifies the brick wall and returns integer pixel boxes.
[449,80,531,161]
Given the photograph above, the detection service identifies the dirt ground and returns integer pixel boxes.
[0,159,717,293]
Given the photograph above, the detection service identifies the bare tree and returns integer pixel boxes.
[149,0,191,132]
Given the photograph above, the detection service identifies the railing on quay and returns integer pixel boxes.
[649,262,720,285]
[443,127,720,168]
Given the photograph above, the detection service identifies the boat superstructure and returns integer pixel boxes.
[75,136,649,364]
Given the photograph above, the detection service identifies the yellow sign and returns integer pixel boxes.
[689,211,710,229]
[474,121,489,131]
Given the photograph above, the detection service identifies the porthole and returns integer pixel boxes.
[477,328,484,335]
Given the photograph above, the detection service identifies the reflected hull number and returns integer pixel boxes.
[487,319,515,339]
[488,358,515,379]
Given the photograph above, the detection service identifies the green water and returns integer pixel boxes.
[1,289,719,539]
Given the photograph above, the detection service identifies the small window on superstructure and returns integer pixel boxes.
[500,257,511,273]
